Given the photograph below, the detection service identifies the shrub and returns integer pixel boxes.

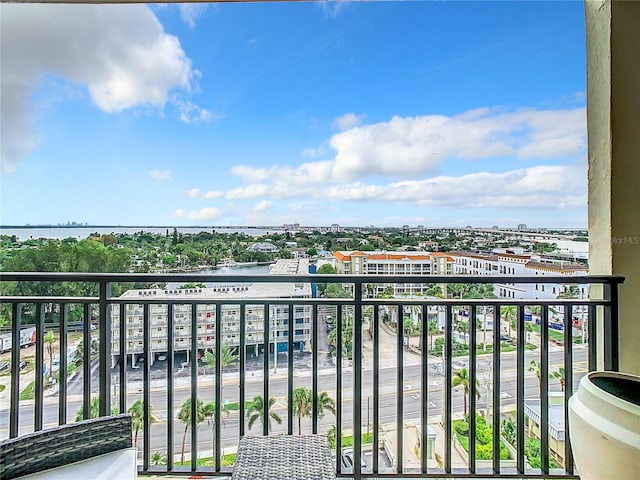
[455,421,469,436]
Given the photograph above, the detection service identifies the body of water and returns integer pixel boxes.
[0,226,273,240]
[165,264,272,289]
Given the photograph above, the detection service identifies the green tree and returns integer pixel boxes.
[316,390,337,418]
[202,344,239,373]
[177,397,205,464]
[246,395,282,432]
[557,284,581,299]
[428,320,440,350]
[292,387,312,435]
[128,399,158,447]
[151,452,166,466]
[501,305,517,338]
[552,367,566,391]
[452,367,480,418]
[75,397,119,421]
[528,360,542,392]
[201,401,229,457]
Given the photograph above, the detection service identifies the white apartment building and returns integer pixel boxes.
[333,251,454,296]
[110,259,312,366]
[331,250,587,301]
[448,251,588,300]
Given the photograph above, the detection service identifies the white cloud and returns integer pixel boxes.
[178,4,208,29]
[332,112,365,131]
[184,188,224,199]
[1,4,202,173]
[149,169,171,181]
[172,206,221,222]
[230,106,586,187]
[173,96,223,125]
[324,164,586,208]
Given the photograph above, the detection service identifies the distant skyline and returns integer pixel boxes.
[1,2,588,228]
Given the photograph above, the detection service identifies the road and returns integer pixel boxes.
[0,346,587,462]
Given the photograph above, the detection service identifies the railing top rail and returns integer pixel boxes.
[0,296,618,306]
[0,271,626,285]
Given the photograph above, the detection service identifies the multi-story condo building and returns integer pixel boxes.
[448,251,588,300]
[333,251,454,296]
[110,259,312,367]
[332,250,587,301]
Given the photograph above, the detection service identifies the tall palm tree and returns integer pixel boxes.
[246,395,282,432]
[292,387,312,435]
[501,306,517,338]
[201,401,229,457]
[428,320,440,350]
[528,360,542,392]
[452,367,480,418]
[177,397,205,464]
[128,399,158,447]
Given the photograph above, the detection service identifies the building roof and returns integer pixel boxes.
[524,399,565,441]
[526,260,588,273]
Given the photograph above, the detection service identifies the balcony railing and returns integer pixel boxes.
[0,272,623,478]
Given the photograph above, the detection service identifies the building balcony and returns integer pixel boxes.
[0,272,623,478]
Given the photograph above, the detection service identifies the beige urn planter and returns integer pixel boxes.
[568,371,640,480]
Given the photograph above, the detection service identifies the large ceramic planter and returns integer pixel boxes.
[568,371,640,479]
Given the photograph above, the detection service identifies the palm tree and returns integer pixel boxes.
[428,320,439,350]
[246,395,282,432]
[201,401,229,457]
[292,387,312,435]
[75,396,119,421]
[128,399,158,447]
[202,344,239,373]
[316,391,336,418]
[552,367,566,391]
[501,306,517,338]
[151,452,166,465]
[44,331,55,382]
[529,360,542,392]
[177,397,205,464]
[452,367,480,418]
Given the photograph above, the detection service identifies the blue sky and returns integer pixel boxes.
[0,1,588,228]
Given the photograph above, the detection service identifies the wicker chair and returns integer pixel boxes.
[0,414,134,480]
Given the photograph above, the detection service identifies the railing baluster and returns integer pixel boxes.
[82,303,91,420]
[190,302,198,472]
[541,305,550,474]
[143,302,151,471]
[517,304,526,475]
[353,281,363,479]
[469,304,478,474]
[215,302,222,471]
[396,303,403,474]
[588,304,597,372]
[262,303,270,438]
[444,303,453,474]
[336,303,343,474]
[492,303,500,475]
[119,303,127,416]
[9,303,22,438]
[34,303,44,432]
[59,303,68,425]
[373,304,380,474]
[239,303,246,438]
[98,281,111,417]
[421,303,429,475]
[287,302,294,436]
[312,303,318,434]
[603,282,619,371]
[167,303,174,472]
[564,304,574,475]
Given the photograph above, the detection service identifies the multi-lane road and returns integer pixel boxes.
[0,345,587,462]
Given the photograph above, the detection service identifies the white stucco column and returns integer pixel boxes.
[586,0,640,374]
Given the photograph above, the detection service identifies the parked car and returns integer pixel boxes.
[19,360,29,371]
[341,450,368,473]
[0,361,9,372]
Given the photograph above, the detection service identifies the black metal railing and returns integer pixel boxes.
[0,273,623,478]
